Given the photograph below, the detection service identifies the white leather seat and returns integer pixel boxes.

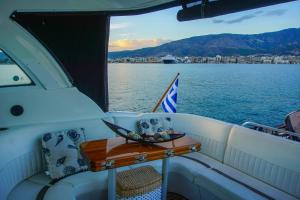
[182,153,297,200]
[3,112,300,200]
[109,112,300,200]
[224,125,300,199]
[168,153,266,200]
[171,124,300,200]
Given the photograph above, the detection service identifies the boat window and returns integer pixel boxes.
[108,2,300,126]
[0,49,32,87]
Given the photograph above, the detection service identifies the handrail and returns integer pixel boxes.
[242,121,300,139]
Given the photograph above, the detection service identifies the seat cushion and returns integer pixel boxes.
[209,163,298,200]
[173,153,297,200]
[8,173,51,200]
[43,166,131,200]
[19,170,110,200]
[8,181,45,200]
[169,155,209,182]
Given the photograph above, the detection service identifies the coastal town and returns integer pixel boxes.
[108,55,300,64]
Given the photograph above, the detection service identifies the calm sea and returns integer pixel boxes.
[108,63,300,126]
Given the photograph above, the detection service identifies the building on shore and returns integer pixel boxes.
[108,55,300,64]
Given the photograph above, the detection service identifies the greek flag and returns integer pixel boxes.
[162,78,178,113]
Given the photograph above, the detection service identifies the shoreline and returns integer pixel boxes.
[109,55,300,64]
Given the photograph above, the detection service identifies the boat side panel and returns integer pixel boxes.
[0,87,105,128]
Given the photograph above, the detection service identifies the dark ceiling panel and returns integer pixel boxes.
[12,12,110,111]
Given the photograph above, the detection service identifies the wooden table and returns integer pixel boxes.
[80,136,201,200]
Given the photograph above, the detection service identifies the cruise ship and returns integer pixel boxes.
[162,55,177,64]
[0,1,299,200]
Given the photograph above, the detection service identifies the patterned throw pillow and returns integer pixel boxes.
[41,128,88,179]
[137,117,173,135]
[163,117,173,131]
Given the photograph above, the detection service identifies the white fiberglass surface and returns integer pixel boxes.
[0,49,32,86]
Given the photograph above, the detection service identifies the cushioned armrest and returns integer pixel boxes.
[43,183,76,200]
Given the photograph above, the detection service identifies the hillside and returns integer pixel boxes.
[109,28,300,59]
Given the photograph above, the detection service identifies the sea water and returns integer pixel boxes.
[108,63,300,126]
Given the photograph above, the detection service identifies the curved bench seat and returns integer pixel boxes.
[110,112,300,199]
[3,112,300,200]
[9,154,297,200]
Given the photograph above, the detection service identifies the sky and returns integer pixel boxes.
[109,1,300,52]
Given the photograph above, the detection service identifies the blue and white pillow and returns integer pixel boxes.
[137,117,173,135]
[42,128,88,179]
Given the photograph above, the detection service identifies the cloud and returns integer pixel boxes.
[109,38,171,52]
[226,14,256,24]
[212,19,224,24]
[211,10,266,24]
[264,9,287,16]
[211,14,256,24]
[254,10,264,15]
[119,33,136,37]
[110,22,131,30]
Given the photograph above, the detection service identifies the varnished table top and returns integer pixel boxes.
[80,136,201,171]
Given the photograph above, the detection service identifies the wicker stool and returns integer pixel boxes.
[116,166,162,200]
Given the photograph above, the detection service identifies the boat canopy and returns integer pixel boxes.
[0,0,295,17]
[0,0,178,15]
[1,0,297,16]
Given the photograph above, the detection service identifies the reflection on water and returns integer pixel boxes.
[108,63,300,126]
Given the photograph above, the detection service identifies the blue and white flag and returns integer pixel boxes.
[162,78,179,113]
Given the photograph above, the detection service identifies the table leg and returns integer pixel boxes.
[108,168,116,200]
[161,157,170,200]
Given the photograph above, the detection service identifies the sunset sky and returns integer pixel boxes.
[109,1,300,52]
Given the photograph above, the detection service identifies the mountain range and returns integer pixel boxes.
[108,28,300,59]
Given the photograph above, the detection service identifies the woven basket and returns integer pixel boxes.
[117,166,162,198]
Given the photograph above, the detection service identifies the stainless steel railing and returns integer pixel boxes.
[242,121,300,139]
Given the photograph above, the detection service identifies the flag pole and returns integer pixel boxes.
[152,73,180,112]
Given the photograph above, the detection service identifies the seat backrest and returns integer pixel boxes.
[110,112,233,162]
[285,110,300,134]
[171,113,233,162]
[224,125,300,198]
[0,118,115,200]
